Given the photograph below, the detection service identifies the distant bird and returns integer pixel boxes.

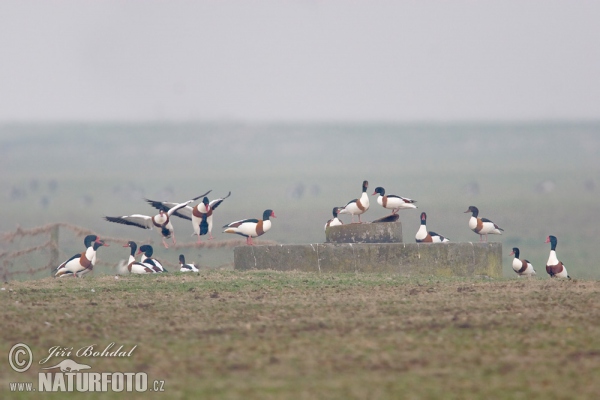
[54,235,108,278]
[464,206,503,242]
[510,247,536,277]
[372,186,417,214]
[104,200,194,248]
[223,209,276,245]
[179,254,199,272]
[324,207,343,230]
[545,235,571,279]
[338,180,370,223]
[146,190,231,243]
[415,212,449,243]
[138,244,167,272]
[119,241,155,274]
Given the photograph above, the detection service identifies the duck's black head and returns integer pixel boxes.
[84,235,99,247]
[202,197,209,205]
[139,244,154,257]
[510,247,520,257]
[161,226,171,238]
[362,181,369,192]
[179,254,186,264]
[92,239,107,250]
[464,206,479,217]
[332,207,340,217]
[124,241,138,255]
[263,209,276,220]
[546,235,558,250]
[372,187,385,196]
[420,212,427,224]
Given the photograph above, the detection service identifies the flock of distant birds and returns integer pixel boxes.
[52,180,570,280]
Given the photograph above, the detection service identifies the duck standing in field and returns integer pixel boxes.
[179,254,199,272]
[324,207,343,230]
[104,200,195,248]
[118,241,155,274]
[510,247,536,277]
[338,180,370,223]
[545,235,571,279]
[54,235,108,278]
[415,212,449,243]
[138,244,167,272]
[464,206,504,242]
[372,186,417,214]
[223,209,276,245]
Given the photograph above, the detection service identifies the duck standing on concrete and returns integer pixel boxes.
[373,186,417,214]
[415,212,449,243]
[545,235,571,279]
[338,180,370,223]
[464,206,503,242]
[324,207,344,230]
[223,209,276,245]
[510,247,536,277]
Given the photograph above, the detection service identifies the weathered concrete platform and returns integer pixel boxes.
[325,222,403,243]
[234,242,502,277]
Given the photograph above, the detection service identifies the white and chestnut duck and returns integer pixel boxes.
[223,209,276,245]
[464,206,503,242]
[324,207,344,231]
[372,186,417,214]
[54,235,108,278]
[120,241,155,274]
[179,254,199,272]
[138,244,167,272]
[415,212,449,243]
[510,247,536,277]
[338,180,370,223]
[105,199,195,248]
[545,235,571,279]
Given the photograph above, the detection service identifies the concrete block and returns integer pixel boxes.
[234,242,502,278]
[325,222,403,243]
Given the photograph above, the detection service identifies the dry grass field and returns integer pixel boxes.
[2,270,600,399]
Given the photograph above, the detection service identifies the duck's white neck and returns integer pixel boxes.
[547,250,559,265]
[415,225,427,240]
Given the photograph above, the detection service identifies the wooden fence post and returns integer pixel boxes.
[49,224,59,276]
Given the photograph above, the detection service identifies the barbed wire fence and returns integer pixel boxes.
[0,223,276,281]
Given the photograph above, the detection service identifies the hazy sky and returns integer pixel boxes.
[1,1,600,123]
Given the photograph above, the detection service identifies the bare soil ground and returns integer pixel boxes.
[2,270,600,399]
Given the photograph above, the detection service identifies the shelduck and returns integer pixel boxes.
[138,244,167,272]
[146,190,231,244]
[179,254,199,272]
[510,247,536,277]
[338,180,370,223]
[545,235,571,279]
[190,192,231,243]
[54,235,108,278]
[464,206,503,242]
[104,199,194,248]
[415,212,449,243]
[119,241,155,274]
[324,207,343,230]
[223,209,276,245]
[372,186,417,214]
